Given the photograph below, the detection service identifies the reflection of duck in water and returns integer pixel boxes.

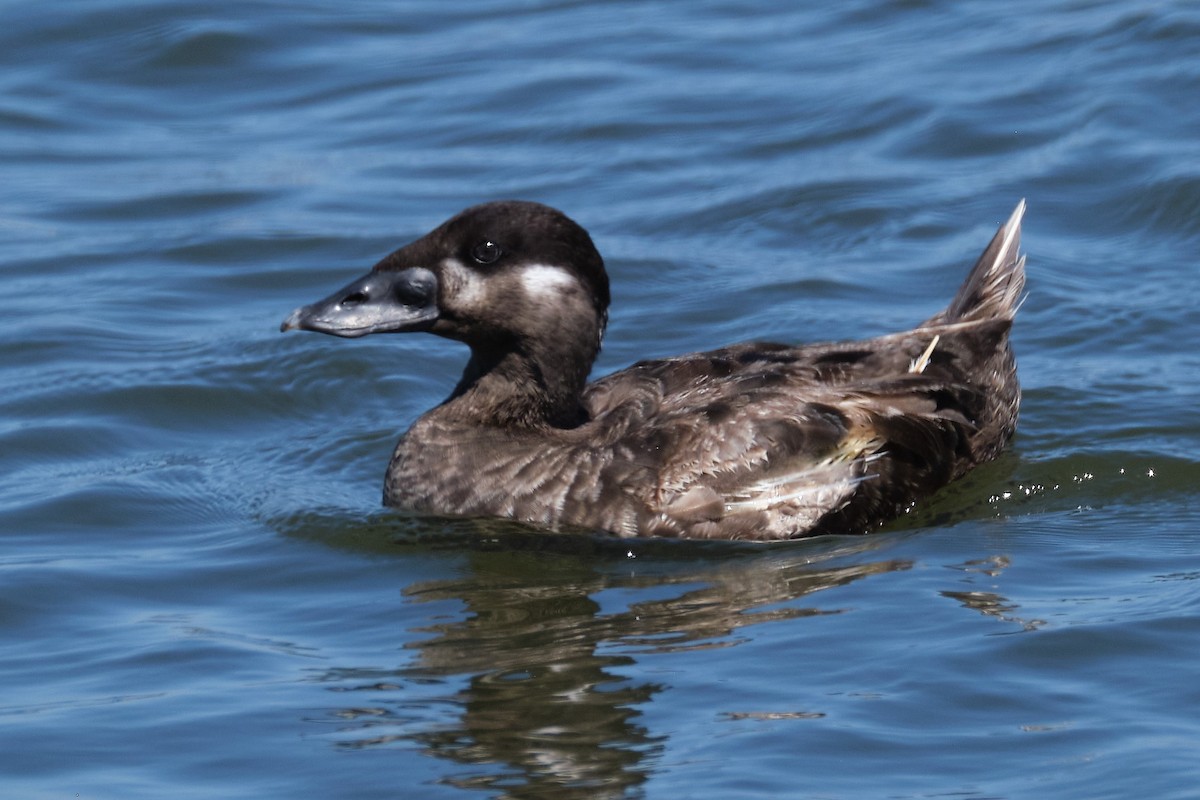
[284,201,1025,540]
[322,537,909,796]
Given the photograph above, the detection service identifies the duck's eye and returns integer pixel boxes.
[471,240,503,265]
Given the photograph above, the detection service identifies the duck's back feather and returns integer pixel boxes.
[572,325,1008,538]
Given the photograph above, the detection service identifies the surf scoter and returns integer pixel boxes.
[282,199,1025,540]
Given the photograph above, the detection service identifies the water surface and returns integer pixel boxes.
[3,1,1199,798]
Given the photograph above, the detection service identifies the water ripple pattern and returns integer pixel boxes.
[2,1,1198,798]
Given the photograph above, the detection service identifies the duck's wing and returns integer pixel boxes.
[569,202,1026,540]
[581,337,989,540]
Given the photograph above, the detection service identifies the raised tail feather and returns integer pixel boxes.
[938,199,1027,324]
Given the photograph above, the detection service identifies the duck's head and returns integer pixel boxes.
[283,201,611,426]
[282,200,609,350]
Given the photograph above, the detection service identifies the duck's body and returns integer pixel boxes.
[283,200,1025,540]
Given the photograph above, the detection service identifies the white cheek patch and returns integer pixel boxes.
[520,263,579,301]
[440,257,486,307]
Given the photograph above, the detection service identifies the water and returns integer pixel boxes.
[3,1,1199,797]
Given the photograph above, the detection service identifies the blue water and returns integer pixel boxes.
[3,1,1199,797]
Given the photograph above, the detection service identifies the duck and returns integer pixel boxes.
[282,199,1026,540]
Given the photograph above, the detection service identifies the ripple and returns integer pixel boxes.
[903,450,1200,529]
[4,1,1200,797]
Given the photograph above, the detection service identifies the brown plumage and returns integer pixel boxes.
[282,200,1026,540]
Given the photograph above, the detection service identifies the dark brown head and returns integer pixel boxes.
[282,201,608,345]
[282,201,611,424]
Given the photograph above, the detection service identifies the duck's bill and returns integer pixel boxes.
[280,267,439,338]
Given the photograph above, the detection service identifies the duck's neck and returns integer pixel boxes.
[442,327,600,430]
